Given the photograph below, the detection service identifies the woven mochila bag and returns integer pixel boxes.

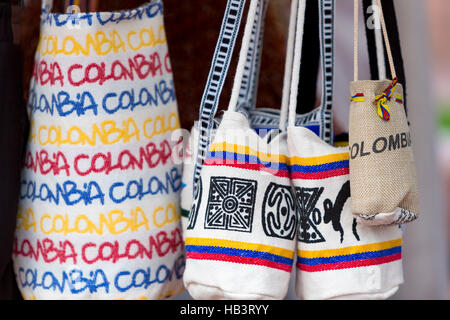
[348,0,419,226]
[180,0,336,241]
[13,0,184,300]
[182,0,308,300]
[180,0,270,241]
[287,0,404,300]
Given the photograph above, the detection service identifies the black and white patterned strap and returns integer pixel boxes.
[193,0,267,192]
[193,0,246,192]
[319,0,334,143]
[319,0,334,113]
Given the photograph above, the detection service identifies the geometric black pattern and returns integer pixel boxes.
[262,183,297,240]
[295,187,326,243]
[187,177,202,230]
[205,176,257,233]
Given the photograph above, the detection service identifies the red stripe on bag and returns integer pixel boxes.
[297,253,402,272]
[203,161,290,177]
[290,168,349,180]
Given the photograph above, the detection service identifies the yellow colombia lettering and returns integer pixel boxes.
[152,203,179,228]
[16,205,37,233]
[37,25,166,57]
[30,112,179,147]
[21,203,180,236]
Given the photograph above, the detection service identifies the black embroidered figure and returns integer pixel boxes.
[352,217,360,241]
[187,177,202,230]
[205,177,257,232]
[295,187,325,243]
[323,180,350,243]
[262,183,297,240]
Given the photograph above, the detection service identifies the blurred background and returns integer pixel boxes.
[425,0,450,300]
[10,0,450,299]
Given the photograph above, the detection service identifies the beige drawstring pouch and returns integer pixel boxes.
[349,0,419,226]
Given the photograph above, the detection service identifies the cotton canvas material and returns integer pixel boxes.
[349,81,419,225]
[13,1,185,300]
[288,126,404,300]
[183,111,296,300]
[180,107,331,231]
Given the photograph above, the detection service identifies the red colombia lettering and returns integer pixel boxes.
[82,228,183,264]
[13,237,77,264]
[74,139,172,176]
[13,228,183,265]
[24,150,70,176]
[23,139,173,177]
[32,52,171,87]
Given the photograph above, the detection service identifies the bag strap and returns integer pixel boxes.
[363,0,387,80]
[231,0,298,128]
[363,0,408,115]
[228,0,267,113]
[193,0,300,191]
[296,0,320,114]
[288,0,335,128]
[279,0,300,131]
[319,0,335,114]
[285,0,335,137]
[287,0,307,127]
[238,0,269,112]
[193,0,263,192]
[354,0,396,81]
[42,0,53,13]
[194,0,247,189]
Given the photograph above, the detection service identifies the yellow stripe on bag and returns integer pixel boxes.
[289,152,349,166]
[186,237,294,259]
[298,238,402,259]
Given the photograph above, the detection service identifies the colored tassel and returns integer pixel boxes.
[374,78,398,121]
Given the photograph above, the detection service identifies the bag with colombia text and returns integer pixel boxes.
[183,0,304,299]
[13,0,185,300]
[288,0,404,300]
[180,0,335,241]
[349,0,419,226]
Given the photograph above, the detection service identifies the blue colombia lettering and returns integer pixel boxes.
[19,179,105,206]
[17,267,109,295]
[50,12,94,27]
[40,2,162,27]
[109,167,182,204]
[28,88,98,117]
[96,3,163,25]
[114,254,185,293]
[102,80,175,114]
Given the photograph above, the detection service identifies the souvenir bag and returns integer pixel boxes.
[13,0,185,299]
[349,0,419,225]
[180,0,269,239]
[288,0,404,300]
[182,0,302,300]
[180,0,336,238]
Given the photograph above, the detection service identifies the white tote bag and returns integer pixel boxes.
[183,0,304,300]
[180,0,269,239]
[287,0,404,300]
[180,0,337,239]
[13,0,184,300]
